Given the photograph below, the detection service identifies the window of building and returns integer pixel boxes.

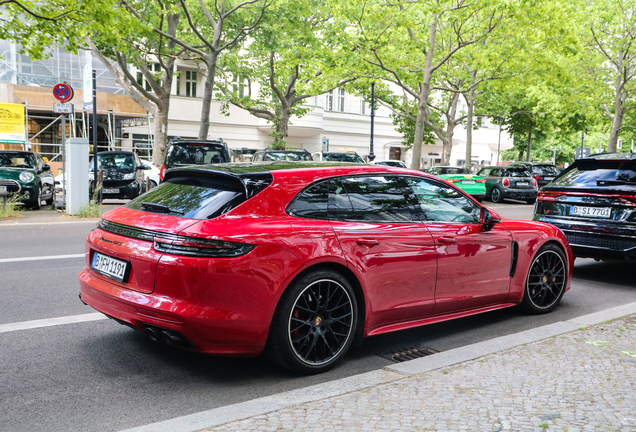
[360,97,366,115]
[233,75,250,98]
[326,90,334,111]
[185,70,197,97]
[137,63,160,92]
[337,88,345,112]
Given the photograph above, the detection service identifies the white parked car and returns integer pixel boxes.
[372,160,407,168]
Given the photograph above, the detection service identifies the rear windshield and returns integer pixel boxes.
[126,175,246,219]
[553,160,636,188]
[505,167,531,177]
[533,165,559,175]
[166,144,228,167]
[439,167,468,175]
[323,153,364,163]
[263,152,312,161]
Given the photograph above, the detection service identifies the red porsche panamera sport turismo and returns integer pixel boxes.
[79,162,573,374]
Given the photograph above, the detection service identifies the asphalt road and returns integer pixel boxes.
[1,201,634,432]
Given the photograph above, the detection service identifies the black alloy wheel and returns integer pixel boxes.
[522,244,567,314]
[491,187,503,203]
[266,270,357,374]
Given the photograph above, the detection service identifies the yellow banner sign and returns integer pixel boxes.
[0,102,25,144]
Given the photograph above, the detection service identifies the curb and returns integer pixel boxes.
[118,301,636,432]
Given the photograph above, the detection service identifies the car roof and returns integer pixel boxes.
[97,151,135,155]
[257,149,310,153]
[581,152,636,161]
[168,140,225,145]
[0,150,33,154]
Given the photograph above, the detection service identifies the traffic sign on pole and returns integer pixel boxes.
[53,83,74,102]
[53,102,73,114]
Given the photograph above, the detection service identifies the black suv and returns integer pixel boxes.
[519,162,561,188]
[251,149,313,162]
[534,153,636,260]
[91,151,152,200]
[161,139,230,180]
[477,164,538,204]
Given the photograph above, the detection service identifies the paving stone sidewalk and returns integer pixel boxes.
[204,315,636,432]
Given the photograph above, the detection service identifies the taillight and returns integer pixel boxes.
[619,196,636,206]
[476,179,486,183]
[533,179,538,187]
[159,164,166,180]
[448,179,461,183]
[532,174,542,180]
[154,235,255,257]
[538,191,561,202]
[502,178,510,187]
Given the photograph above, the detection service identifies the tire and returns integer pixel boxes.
[45,186,54,205]
[521,244,567,314]
[525,198,536,205]
[27,185,41,210]
[265,269,358,374]
[490,187,504,203]
[149,180,158,189]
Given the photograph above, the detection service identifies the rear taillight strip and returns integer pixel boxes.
[98,220,255,257]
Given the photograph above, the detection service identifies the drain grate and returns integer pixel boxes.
[377,345,439,363]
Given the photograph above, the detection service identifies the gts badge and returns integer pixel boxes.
[101,236,123,246]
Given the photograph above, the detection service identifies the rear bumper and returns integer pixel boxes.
[533,216,636,260]
[503,187,537,200]
[79,269,267,356]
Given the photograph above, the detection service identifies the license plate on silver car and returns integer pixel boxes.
[516,182,529,186]
[570,206,611,218]
[102,188,119,194]
[91,252,129,282]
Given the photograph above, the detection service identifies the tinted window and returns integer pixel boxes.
[404,177,480,223]
[126,175,246,219]
[288,181,329,219]
[553,160,636,188]
[504,167,531,177]
[263,152,312,161]
[439,167,469,175]
[338,176,415,222]
[0,152,36,168]
[323,153,364,163]
[533,165,559,175]
[166,144,228,167]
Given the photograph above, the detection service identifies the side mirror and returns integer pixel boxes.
[138,164,151,170]
[480,207,501,230]
[42,164,50,171]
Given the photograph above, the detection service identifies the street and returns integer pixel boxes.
[0,201,634,432]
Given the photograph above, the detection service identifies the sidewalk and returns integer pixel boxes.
[0,202,121,225]
[124,304,636,432]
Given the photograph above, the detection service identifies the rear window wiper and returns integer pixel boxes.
[140,202,184,214]
[596,179,636,186]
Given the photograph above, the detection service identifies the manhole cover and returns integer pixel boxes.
[377,345,439,363]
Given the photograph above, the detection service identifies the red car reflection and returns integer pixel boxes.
[79,162,573,374]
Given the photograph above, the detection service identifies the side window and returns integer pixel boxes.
[478,168,489,176]
[404,176,480,223]
[287,181,329,220]
[252,153,262,162]
[338,176,416,222]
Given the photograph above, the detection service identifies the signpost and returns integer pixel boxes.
[53,103,73,114]
[53,83,74,103]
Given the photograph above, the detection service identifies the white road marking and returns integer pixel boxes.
[0,254,85,263]
[0,220,99,226]
[0,313,107,333]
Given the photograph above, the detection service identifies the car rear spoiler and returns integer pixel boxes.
[163,166,273,199]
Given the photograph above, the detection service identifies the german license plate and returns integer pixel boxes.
[0,186,6,193]
[544,177,555,181]
[462,180,475,185]
[91,252,129,282]
[516,182,529,186]
[570,206,611,218]
[102,188,119,194]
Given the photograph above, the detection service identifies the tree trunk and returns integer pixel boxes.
[607,73,625,153]
[272,107,291,149]
[152,95,170,166]
[526,120,534,162]
[411,100,427,169]
[198,53,219,140]
[465,71,476,171]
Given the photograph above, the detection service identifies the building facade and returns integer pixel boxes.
[0,40,513,170]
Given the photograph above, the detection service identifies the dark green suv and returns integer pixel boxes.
[0,150,55,209]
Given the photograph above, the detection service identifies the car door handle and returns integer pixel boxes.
[437,236,456,244]
[356,238,380,247]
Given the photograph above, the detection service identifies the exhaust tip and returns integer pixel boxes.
[145,327,159,342]
[159,331,174,345]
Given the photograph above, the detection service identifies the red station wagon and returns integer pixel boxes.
[79,162,573,374]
